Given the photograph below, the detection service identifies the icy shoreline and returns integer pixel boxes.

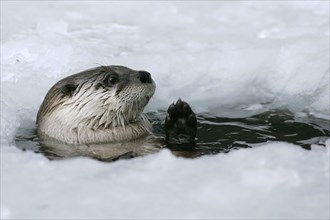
[1,141,329,219]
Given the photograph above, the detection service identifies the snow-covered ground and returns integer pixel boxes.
[1,1,329,219]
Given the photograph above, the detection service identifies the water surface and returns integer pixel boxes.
[15,109,329,161]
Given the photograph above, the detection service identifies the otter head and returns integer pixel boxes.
[37,66,156,144]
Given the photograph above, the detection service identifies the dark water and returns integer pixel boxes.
[15,109,329,160]
[148,109,329,154]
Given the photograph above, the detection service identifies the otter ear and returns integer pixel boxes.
[61,83,77,97]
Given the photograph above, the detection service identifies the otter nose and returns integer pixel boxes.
[138,71,152,84]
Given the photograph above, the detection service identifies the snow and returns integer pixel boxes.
[1,142,329,219]
[1,1,329,219]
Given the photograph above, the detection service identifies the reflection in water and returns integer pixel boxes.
[15,109,329,162]
[15,132,163,162]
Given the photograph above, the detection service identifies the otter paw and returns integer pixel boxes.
[165,99,197,148]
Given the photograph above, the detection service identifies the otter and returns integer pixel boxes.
[37,66,197,161]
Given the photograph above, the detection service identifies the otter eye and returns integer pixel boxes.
[108,76,118,85]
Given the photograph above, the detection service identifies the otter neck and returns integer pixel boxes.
[38,115,152,145]
[77,118,152,144]
[84,108,144,130]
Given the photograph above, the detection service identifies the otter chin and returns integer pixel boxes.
[37,65,156,145]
